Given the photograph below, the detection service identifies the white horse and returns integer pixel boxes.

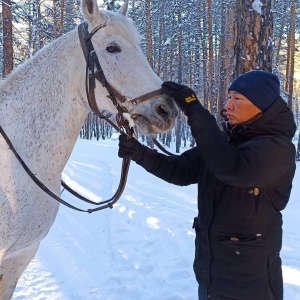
[0,0,177,298]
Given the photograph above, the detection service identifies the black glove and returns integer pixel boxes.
[118,134,145,161]
[162,81,202,116]
[118,134,161,171]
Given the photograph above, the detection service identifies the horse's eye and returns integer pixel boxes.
[106,44,121,53]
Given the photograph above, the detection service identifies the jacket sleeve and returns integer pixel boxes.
[187,107,296,187]
[135,147,200,186]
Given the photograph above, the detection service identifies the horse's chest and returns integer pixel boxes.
[0,144,60,251]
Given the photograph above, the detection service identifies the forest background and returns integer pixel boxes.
[1,0,300,157]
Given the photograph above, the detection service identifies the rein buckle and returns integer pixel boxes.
[121,97,136,113]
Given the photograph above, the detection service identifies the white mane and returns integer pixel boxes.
[0,34,74,99]
[0,10,141,99]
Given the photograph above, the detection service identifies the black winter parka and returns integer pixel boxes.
[136,97,296,300]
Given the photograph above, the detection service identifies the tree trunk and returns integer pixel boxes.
[53,0,59,38]
[166,130,172,148]
[2,0,13,76]
[201,1,209,109]
[233,0,273,77]
[207,0,216,114]
[146,0,153,68]
[285,0,296,110]
[175,5,183,153]
[217,1,228,121]
[274,1,288,68]
[296,130,300,161]
[175,113,182,153]
[29,0,39,57]
[157,5,164,78]
[218,0,235,119]
[59,0,65,36]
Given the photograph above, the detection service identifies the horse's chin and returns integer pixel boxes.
[132,114,171,136]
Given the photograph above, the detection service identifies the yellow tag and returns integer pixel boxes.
[185,94,196,103]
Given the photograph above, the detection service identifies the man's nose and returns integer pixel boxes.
[225,99,233,110]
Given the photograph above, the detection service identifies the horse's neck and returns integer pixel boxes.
[0,30,90,180]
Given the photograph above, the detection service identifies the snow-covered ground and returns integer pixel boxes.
[13,137,300,300]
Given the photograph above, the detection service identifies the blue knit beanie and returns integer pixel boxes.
[228,70,280,111]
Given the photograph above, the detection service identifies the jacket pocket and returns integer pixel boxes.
[213,237,265,277]
[210,237,269,299]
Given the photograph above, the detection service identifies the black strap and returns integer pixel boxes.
[0,126,130,213]
[60,157,131,212]
[152,137,177,157]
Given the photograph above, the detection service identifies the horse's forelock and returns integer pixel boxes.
[99,10,141,45]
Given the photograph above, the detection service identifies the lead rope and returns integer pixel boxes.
[0,25,133,213]
[0,125,133,213]
[0,126,86,212]
[52,23,135,213]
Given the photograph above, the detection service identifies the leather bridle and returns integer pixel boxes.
[77,21,164,128]
[0,21,174,213]
[78,21,176,156]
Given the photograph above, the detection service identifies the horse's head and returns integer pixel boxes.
[81,0,178,136]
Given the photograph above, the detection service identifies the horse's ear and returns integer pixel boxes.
[118,0,129,16]
[81,0,103,24]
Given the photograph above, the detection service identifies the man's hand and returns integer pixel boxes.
[118,134,145,161]
[119,134,161,171]
[162,81,202,116]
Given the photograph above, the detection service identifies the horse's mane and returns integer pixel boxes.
[0,34,69,95]
[0,9,141,100]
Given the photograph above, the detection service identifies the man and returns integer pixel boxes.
[118,70,296,299]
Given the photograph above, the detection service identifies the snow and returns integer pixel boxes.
[13,137,300,299]
[164,38,172,46]
[252,0,263,15]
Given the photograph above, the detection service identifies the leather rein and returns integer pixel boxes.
[0,22,169,213]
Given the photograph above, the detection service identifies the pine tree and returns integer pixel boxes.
[2,0,13,76]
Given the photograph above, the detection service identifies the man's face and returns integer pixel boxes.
[225,91,262,125]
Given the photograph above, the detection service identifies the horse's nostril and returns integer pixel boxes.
[157,104,169,118]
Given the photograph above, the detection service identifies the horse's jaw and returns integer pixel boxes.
[131,115,163,135]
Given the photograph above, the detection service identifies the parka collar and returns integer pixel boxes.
[223,97,296,141]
